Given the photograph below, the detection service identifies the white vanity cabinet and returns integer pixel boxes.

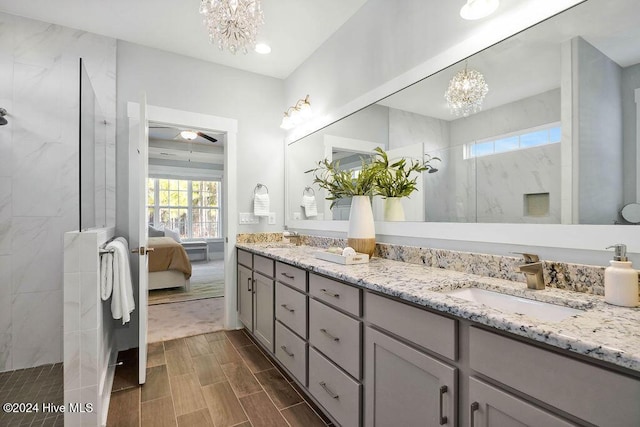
[365,326,457,427]
[468,377,575,427]
[236,249,275,352]
[469,327,640,427]
[237,251,253,332]
[237,249,640,427]
[363,292,458,427]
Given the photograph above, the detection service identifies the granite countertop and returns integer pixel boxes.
[237,243,640,374]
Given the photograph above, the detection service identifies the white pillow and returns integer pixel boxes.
[148,225,164,237]
[164,228,181,243]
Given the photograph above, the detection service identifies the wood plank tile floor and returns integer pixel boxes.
[107,330,331,427]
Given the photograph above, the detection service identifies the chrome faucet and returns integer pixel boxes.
[515,253,545,290]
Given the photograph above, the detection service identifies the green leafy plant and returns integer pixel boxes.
[372,147,440,198]
[305,156,380,208]
[305,147,440,207]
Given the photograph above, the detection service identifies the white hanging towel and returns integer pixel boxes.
[301,194,318,217]
[100,250,114,301]
[106,237,135,324]
[254,193,270,217]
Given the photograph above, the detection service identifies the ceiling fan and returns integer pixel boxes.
[149,125,218,143]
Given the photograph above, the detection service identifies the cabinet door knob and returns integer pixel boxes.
[320,288,340,298]
[319,381,339,400]
[280,304,295,313]
[470,402,479,427]
[439,385,448,425]
[280,345,294,357]
[319,328,340,342]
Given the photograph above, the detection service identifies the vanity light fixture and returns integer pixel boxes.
[199,0,264,54]
[444,64,489,117]
[180,130,198,140]
[460,0,499,20]
[280,95,312,130]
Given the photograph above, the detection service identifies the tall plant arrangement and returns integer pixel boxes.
[371,147,439,199]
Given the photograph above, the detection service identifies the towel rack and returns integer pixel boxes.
[99,237,117,256]
[254,183,269,195]
[303,186,315,196]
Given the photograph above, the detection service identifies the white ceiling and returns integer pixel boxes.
[0,0,368,79]
[379,0,640,121]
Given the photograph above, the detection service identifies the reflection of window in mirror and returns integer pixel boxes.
[464,122,561,159]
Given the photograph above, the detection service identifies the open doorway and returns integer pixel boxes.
[145,124,227,342]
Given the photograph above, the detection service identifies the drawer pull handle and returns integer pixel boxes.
[319,381,339,400]
[320,289,340,298]
[319,328,340,342]
[280,345,294,357]
[280,304,295,313]
[439,385,448,425]
[470,402,479,427]
[281,272,295,279]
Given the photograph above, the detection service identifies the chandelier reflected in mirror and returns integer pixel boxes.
[444,64,489,117]
[199,0,264,54]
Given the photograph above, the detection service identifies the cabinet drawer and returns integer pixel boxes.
[309,347,360,427]
[309,273,360,316]
[276,261,306,292]
[275,321,307,386]
[275,283,307,339]
[309,299,361,379]
[365,292,457,361]
[470,327,640,427]
[254,255,274,278]
[237,249,252,268]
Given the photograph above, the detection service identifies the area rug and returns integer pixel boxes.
[148,259,225,305]
[148,280,225,305]
[147,297,226,343]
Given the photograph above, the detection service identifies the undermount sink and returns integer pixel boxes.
[443,287,584,322]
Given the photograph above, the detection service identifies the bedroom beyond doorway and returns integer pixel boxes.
[148,259,224,305]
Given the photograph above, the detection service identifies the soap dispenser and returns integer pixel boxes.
[604,244,639,307]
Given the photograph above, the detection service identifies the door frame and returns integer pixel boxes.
[127,103,240,338]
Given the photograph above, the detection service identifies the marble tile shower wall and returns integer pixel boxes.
[300,235,607,296]
[0,13,116,372]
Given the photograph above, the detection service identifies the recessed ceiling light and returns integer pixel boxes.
[255,43,271,54]
[180,130,198,140]
[460,0,499,20]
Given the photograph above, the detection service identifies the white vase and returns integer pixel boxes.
[347,195,376,257]
[384,197,405,221]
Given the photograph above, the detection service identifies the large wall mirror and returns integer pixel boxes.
[286,0,640,229]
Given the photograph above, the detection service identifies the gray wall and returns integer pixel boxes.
[284,0,582,128]
[0,13,116,372]
[622,63,640,205]
[574,38,623,224]
[115,41,285,240]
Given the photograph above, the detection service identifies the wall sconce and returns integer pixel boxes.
[280,95,312,130]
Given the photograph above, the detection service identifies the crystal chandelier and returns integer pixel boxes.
[199,0,264,54]
[444,64,489,117]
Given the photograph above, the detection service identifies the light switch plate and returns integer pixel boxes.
[239,213,259,224]
[268,212,276,225]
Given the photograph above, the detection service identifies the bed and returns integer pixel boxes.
[147,237,192,291]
